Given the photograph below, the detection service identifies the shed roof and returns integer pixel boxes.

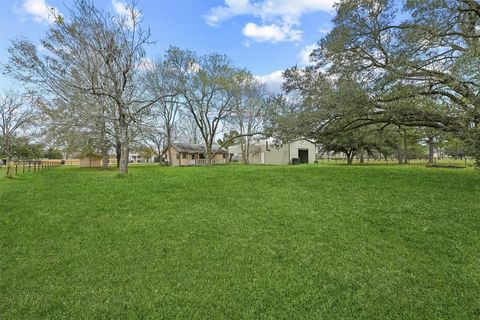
[170,143,228,154]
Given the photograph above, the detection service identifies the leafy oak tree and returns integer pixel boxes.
[270,0,480,165]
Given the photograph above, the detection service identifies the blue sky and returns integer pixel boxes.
[0,0,335,93]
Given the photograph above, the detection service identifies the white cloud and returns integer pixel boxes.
[112,0,129,16]
[112,0,140,28]
[298,43,318,65]
[206,0,254,26]
[255,70,284,94]
[205,0,335,43]
[19,0,59,24]
[206,0,335,25]
[243,22,302,43]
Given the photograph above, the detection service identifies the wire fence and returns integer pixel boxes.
[315,156,474,167]
[2,160,62,178]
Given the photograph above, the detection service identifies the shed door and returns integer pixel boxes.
[298,149,309,164]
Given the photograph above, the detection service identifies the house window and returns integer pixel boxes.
[223,154,227,159]
[182,153,187,159]
[192,154,196,160]
[199,154,205,159]
[176,154,179,160]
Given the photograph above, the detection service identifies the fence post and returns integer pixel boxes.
[23,161,25,174]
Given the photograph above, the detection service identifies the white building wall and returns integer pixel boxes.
[229,140,316,165]
[289,140,317,164]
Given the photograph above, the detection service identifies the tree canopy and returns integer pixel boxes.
[267,0,480,165]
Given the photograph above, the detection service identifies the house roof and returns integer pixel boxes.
[170,143,228,154]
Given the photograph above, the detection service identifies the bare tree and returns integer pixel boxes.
[37,89,113,169]
[169,48,238,164]
[229,71,266,163]
[5,0,169,174]
[144,53,182,165]
[177,112,201,144]
[139,121,166,164]
[0,90,35,174]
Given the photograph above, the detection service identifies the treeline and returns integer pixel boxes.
[0,139,62,163]
[2,0,267,173]
[317,127,471,165]
[2,0,479,170]
[265,0,480,166]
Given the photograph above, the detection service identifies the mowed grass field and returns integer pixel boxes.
[1,165,479,319]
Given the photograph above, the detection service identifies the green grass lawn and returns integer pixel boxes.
[1,165,479,319]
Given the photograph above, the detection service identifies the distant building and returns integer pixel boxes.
[228,139,316,165]
[128,152,156,163]
[164,143,228,166]
[79,156,101,168]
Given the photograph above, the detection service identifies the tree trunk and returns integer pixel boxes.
[118,118,129,174]
[5,152,13,177]
[205,143,212,165]
[204,135,214,165]
[245,137,250,165]
[167,129,172,166]
[102,151,109,170]
[4,137,12,175]
[359,150,365,164]
[427,136,434,164]
[346,151,354,165]
[205,150,212,165]
[98,106,109,170]
[119,140,129,174]
[403,129,408,164]
[240,139,246,164]
[115,143,121,168]
[101,134,109,170]
[113,119,121,168]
